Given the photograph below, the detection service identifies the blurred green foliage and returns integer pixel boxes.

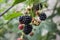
[3,12,23,20]
[56,7,60,15]
[0,0,60,40]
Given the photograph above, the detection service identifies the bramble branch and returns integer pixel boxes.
[0,5,13,17]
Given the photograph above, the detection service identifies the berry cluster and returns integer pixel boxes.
[32,3,47,21]
[18,15,33,35]
[19,16,32,24]
[18,2,48,39]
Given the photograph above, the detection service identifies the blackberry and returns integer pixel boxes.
[19,16,32,24]
[23,25,33,35]
[33,3,43,11]
[23,16,32,24]
[39,13,47,20]
[19,16,24,24]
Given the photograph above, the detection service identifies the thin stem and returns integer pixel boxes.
[45,32,50,40]
[0,5,14,17]
[47,0,58,19]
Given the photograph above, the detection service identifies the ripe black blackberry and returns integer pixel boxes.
[39,13,47,20]
[19,16,32,24]
[23,16,32,24]
[33,3,43,11]
[23,24,33,35]
[19,16,24,24]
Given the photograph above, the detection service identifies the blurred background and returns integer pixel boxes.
[0,0,60,40]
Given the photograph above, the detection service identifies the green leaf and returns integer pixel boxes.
[56,30,60,35]
[0,0,3,3]
[0,19,4,28]
[27,20,57,40]
[40,0,47,2]
[47,14,57,19]
[25,0,36,5]
[3,12,23,20]
[0,0,8,3]
[56,7,60,15]
[12,23,19,32]
[7,22,14,29]
[39,20,57,33]
[5,0,8,3]
[12,0,26,6]
[25,0,47,6]
[29,9,35,17]
[42,32,56,40]
[7,20,20,32]
[0,28,7,37]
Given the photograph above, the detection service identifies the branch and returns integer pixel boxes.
[47,0,58,19]
[0,5,13,17]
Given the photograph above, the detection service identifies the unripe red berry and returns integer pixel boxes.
[17,38,23,40]
[30,32,34,36]
[18,24,24,30]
